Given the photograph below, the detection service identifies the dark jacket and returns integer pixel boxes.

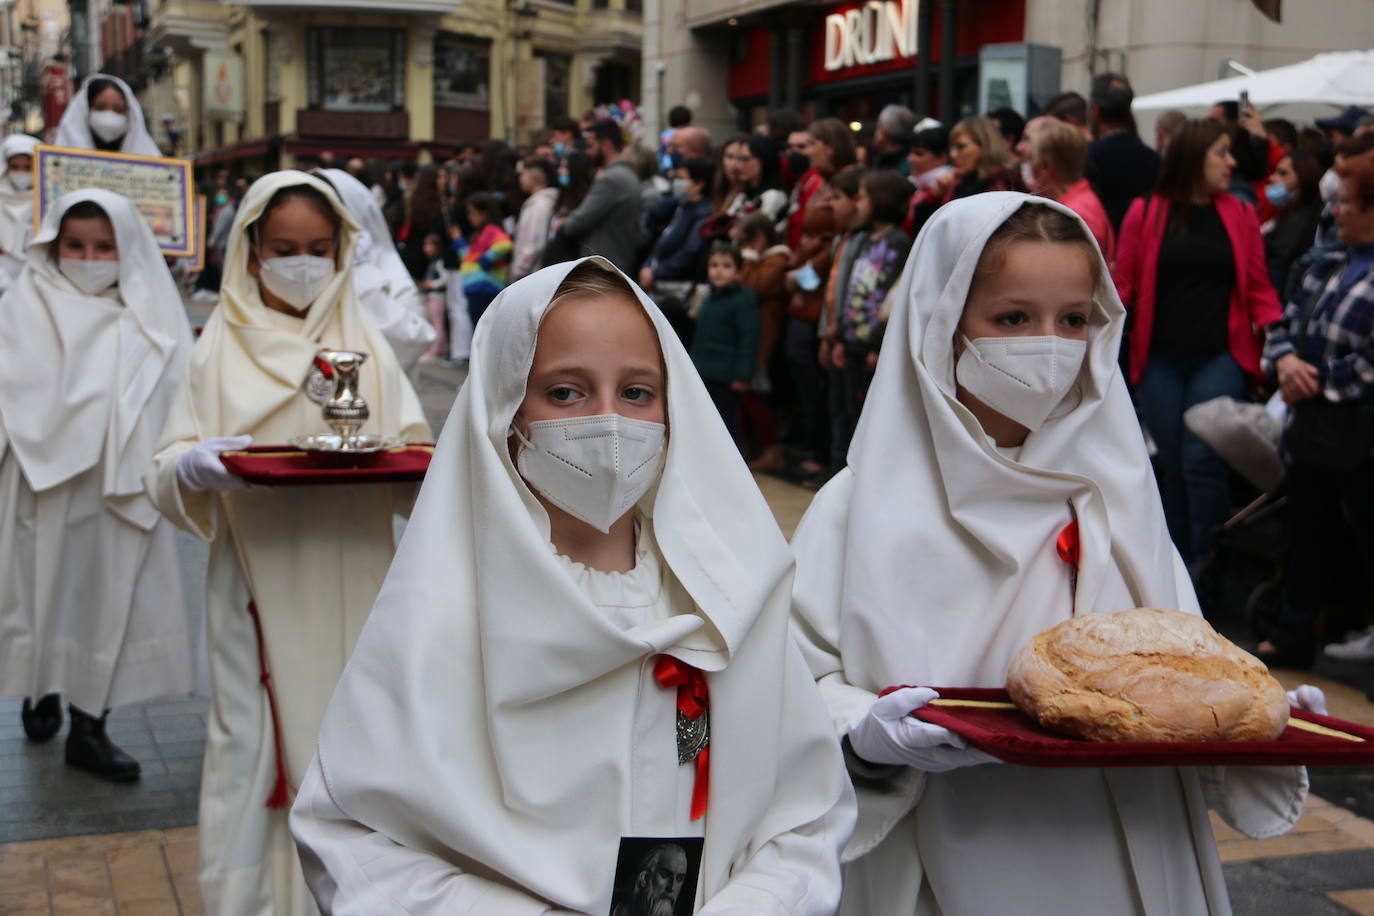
[1087,131,1160,231]
[646,197,713,282]
[691,282,761,384]
[558,158,644,274]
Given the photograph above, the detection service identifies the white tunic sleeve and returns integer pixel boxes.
[291,760,554,916]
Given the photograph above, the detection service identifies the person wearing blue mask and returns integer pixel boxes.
[1262,150,1326,295]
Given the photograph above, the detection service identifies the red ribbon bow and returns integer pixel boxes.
[654,655,710,820]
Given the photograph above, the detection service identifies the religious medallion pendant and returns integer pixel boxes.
[676,708,709,766]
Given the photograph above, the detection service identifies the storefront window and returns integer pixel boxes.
[535,50,571,120]
[306,27,406,112]
[433,33,490,111]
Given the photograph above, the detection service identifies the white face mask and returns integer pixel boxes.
[89,110,130,144]
[7,171,32,191]
[60,258,120,295]
[1020,161,1039,194]
[955,335,1087,432]
[257,252,336,310]
[671,177,691,199]
[514,413,666,533]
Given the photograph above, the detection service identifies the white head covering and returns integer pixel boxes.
[835,192,1194,691]
[0,135,39,287]
[0,134,38,195]
[0,188,191,527]
[54,74,161,157]
[313,167,434,368]
[184,170,421,438]
[304,257,851,911]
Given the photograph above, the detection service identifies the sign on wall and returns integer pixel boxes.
[204,52,244,121]
[823,0,919,72]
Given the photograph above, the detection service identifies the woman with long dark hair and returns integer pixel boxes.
[1263,149,1326,296]
[714,134,787,223]
[400,164,444,279]
[1114,118,1282,567]
[540,151,595,268]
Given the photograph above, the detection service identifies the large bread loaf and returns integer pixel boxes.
[1006,607,1288,742]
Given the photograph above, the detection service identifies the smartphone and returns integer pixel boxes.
[1239,89,1250,110]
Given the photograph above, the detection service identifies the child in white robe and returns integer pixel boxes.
[0,134,38,292]
[147,170,429,916]
[289,257,856,914]
[0,189,192,780]
[790,192,1320,916]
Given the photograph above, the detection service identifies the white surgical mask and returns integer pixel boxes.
[955,334,1087,432]
[60,258,120,295]
[89,110,130,144]
[1020,162,1039,194]
[257,252,336,310]
[7,171,32,191]
[514,413,666,533]
[671,177,691,199]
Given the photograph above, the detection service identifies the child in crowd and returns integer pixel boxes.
[420,231,448,357]
[733,212,791,471]
[451,190,512,327]
[691,241,760,446]
[818,166,867,468]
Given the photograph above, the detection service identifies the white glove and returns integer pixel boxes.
[1286,684,1328,716]
[847,686,1001,773]
[175,435,253,492]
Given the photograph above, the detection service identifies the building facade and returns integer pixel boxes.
[642,0,1374,141]
[129,0,642,173]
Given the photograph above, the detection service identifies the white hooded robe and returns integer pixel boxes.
[146,171,430,916]
[789,193,1307,916]
[0,188,193,713]
[289,257,856,915]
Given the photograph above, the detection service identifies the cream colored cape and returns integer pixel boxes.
[291,257,855,915]
[315,168,434,369]
[790,192,1305,915]
[0,134,37,291]
[0,188,192,711]
[146,170,429,916]
[53,74,162,157]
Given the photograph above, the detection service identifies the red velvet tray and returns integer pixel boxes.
[220,444,434,485]
[901,687,1374,768]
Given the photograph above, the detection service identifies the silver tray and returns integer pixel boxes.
[289,434,402,468]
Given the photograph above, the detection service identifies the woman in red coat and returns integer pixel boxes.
[1114,119,1283,566]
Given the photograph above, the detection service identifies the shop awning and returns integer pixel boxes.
[281,137,424,161]
[195,137,276,167]
[1132,50,1374,112]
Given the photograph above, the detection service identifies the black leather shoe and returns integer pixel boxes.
[20,693,62,742]
[65,706,141,782]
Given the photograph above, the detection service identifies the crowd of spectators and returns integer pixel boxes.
[192,87,1374,672]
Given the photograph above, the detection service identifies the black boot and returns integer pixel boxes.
[20,693,63,742]
[65,706,141,782]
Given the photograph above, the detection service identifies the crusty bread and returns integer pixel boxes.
[1006,607,1289,742]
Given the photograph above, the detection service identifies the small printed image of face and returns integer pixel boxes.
[609,836,703,916]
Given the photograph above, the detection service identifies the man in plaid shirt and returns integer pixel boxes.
[1255,152,1374,669]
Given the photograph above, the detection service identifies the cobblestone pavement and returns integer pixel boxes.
[1,316,1371,913]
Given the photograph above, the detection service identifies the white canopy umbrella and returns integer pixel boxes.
[1133,49,1374,112]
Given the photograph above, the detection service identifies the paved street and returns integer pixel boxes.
[0,320,1372,914]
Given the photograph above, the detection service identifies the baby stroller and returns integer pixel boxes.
[1182,395,1287,638]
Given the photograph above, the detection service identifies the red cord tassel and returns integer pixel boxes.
[245,601,292,810]
[653,656,710,820]
[1057,521,1080,617]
